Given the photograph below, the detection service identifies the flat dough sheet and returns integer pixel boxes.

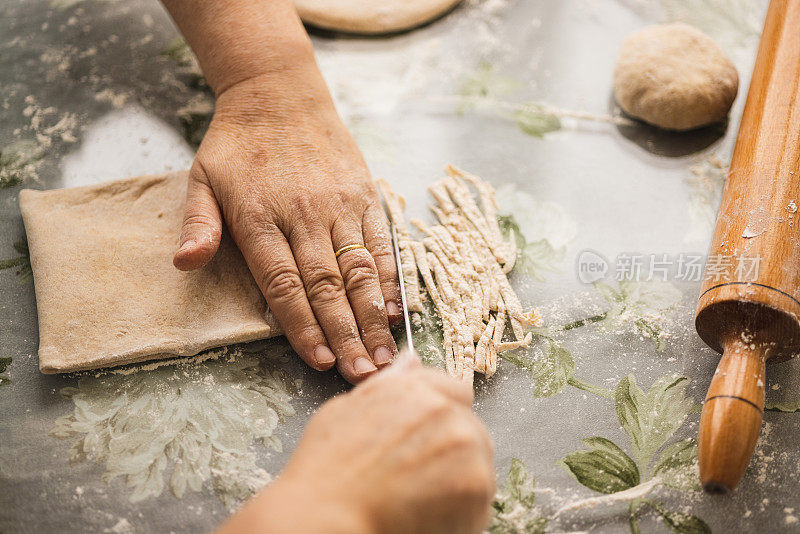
[293,0,462,35]
[19,171,277,374]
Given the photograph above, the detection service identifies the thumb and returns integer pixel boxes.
[173,164,223,271]
[375,349,421,378]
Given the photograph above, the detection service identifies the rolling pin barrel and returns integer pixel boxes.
[695,0,800,494]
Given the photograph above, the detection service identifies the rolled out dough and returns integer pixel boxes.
[19,171,278,374]
[293,0,462,35]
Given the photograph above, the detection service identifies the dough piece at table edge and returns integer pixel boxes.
[293,0,463,35]
[19,171,279,374]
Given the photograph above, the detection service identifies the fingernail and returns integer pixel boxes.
[373,346,394,366]
[353,357,377,376]
[178,240,196,253]
[386,300,401,317]
[313,345,336,367]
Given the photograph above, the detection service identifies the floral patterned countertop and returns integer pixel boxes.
[2,0,799,533]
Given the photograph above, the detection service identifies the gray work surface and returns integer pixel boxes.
[3,1,799,533]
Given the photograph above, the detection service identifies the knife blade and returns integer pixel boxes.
[390,223,414,352]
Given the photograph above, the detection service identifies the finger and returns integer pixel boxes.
[371,352,472,406]
[375,349,422,377]
[287,226,377,383]
[240,225,335,372]
[414,367,475,407]
[173,163,223,271]
[362,205,402,325]
[332,217,398,368]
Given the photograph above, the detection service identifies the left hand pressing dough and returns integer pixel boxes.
[19,171,278,373]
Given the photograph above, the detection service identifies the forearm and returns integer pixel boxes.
[216,477,373,534]
[160,0,321,96]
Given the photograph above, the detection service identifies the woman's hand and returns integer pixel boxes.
[219,354,496,534]
[159,0,403,383]
[172,66,402,384]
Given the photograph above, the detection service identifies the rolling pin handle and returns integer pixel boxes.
[698,336,767,494]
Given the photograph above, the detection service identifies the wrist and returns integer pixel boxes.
[253,476,375,534]
[162,0,320,97]
[212,62,340,131]
[212,36,318,96]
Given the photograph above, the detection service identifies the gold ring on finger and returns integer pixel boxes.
[335,243,367,258]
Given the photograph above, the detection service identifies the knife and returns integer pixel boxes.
[390,223,414,352]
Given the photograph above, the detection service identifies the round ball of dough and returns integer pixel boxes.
[613,23,739,131]
[293,0,462,35]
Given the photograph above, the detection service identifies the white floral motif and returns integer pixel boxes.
[659,0,763,51]
[496,184,577,252]
[495,183,578,281]
[50,347,298,508]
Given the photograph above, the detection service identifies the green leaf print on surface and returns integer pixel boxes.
[161,37,197,69]
[0,240,32,284]
[513,105,562,138]
[632,499,711,534]
[0,140,45,189]
[501,339,577,398]
[50,348,298,509]
[615,375,694,474]
[561,437,640,494]
[453,66,637,138]
[497,215,566,283]
[594,280,683,351]
[504,458,536,508]
[457,62,520,115]
[652,439,700,492]
[0,357,11,387]
[764,357,800,412]
[500,280,680,400]
[490,458,547,534]
[403,298,446,369]
[559,374,706,533]
[528,341,575,398]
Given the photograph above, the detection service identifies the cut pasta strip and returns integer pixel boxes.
[475,316,496,375]
[380,168,538,383]
[497,332,534,352]
[376,179,424,313]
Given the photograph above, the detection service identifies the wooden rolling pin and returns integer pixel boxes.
[695,0,800,494]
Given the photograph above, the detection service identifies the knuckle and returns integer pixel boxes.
[231,201,270,236]
[290,194,317,219]
[359,312,391,339]
[289,323,322,344]
[364,187,380,202]
[189,161,210,183]
[337,336,368,359]
[420,396,457,422]
[265,268,305,302]
[446,423,482,452]
[183,213,219,232]
[354,177,375,196]
[305,267,345,302]
[369,242,395,264]
[341,254,379,292]
[334,189,351,206]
